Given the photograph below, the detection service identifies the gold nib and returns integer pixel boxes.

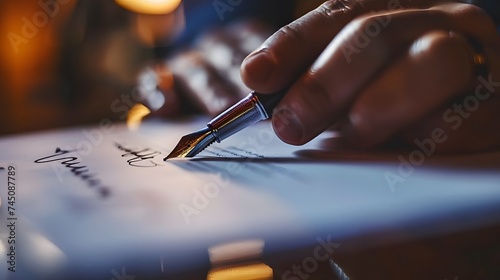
[164,127,216,160]
[165,91,282,160]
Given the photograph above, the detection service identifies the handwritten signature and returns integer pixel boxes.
[34,148,110,198]
[115,143,162,168]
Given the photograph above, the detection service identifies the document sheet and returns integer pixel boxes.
[1,117,500,279]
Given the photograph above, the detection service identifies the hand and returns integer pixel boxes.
[240,0,500,153]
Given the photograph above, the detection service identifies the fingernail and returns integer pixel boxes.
[272,106,304,144]
[242,49,274,85]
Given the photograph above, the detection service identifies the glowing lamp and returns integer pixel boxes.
[114,0,182,15]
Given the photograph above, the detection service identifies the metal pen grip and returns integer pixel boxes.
[207,93,268,142]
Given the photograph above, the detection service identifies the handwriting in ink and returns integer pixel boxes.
[34,148,110,198]
[115,143,162,168]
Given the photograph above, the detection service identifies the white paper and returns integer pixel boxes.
[1,117,500,279]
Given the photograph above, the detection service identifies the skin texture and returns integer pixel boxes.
[240,0,500,153]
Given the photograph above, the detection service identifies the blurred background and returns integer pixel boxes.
[0,0,326,135]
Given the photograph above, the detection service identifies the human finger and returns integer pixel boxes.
[240,0,437,93]
[342,31,477,148]
[271,3,499,145]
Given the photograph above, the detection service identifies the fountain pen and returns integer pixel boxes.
[164,89,287,160]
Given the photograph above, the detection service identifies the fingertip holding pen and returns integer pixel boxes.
[165,90,287,160]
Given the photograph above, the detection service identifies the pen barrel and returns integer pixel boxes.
[208,93,269,142]
[253,89,288,116]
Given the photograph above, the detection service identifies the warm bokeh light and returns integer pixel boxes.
[115,0,182,15]
[207,240,272,280]
[207,263,273,280]
[127,103,151,130]
[0,1,76,134]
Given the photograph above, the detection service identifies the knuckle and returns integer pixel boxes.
[424,31,476,78]
[345,14,390,42]
[318,0,365,20]
[275,24,307,45]
[419,31,464,58]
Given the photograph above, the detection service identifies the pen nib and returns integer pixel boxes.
[164,127,216,160]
